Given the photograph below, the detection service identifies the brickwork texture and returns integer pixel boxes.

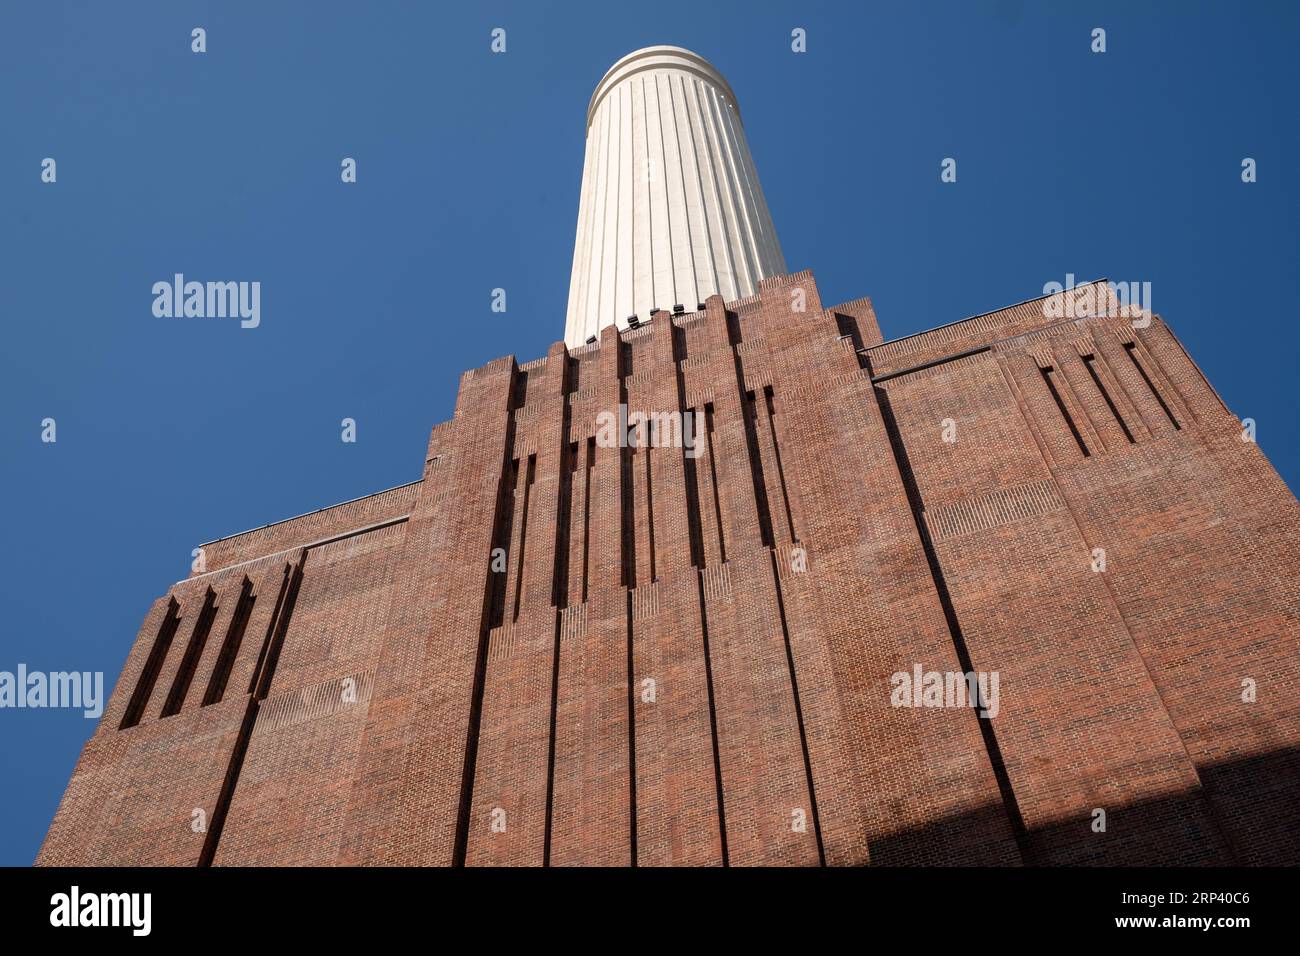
[37,273,1300,866]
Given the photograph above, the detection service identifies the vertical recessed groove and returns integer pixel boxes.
[769,551,825,866]
[1041,366,1091,457]
[704,403,727,562]
[1125,342,1181,429]
[512,454,536,622]
[197,697,258,867]
[552,367,575,610]
[454,411,520,867]
[1083,354,1135,443]
[487,458,519,630]
[682,407,707,568]
[742,389,775,548]
[582,436,595,602]
[119,597,181,729]
[553,441,577,608]
[619,351,636,590]
[246,565,291,696]
[251,559,304,701]
[202,577,254,706]
[644,445,657,582]
[201,559,303,866]
[695,571,729,865]
[625,590,638,866]
[620,441,636,589]
[874,386,1031,858]
[160,587,218,717]
[764,386,798,542]
[543,608,561,866]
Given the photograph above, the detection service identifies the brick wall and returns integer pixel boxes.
[38,273,1299,866]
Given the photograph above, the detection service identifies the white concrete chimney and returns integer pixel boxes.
[564,46,787,347]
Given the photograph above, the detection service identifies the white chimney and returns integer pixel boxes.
[564,46,787,347]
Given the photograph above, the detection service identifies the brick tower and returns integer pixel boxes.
[38,50,1300,867]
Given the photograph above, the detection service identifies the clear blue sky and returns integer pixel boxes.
[1,1,1296,865]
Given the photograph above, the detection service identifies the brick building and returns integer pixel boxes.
[38,49,1299,868]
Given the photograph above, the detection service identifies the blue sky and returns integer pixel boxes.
[1,1,1296,865]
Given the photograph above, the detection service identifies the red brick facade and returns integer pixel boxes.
[38,273,1300,865]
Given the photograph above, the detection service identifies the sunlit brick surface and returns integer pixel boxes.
[38,274,1300,866]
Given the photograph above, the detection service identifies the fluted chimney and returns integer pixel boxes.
[564,46,787,347]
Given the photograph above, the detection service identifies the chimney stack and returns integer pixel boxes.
[564,46,786,347]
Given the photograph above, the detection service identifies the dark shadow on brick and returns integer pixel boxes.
[867,748,1300,866]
